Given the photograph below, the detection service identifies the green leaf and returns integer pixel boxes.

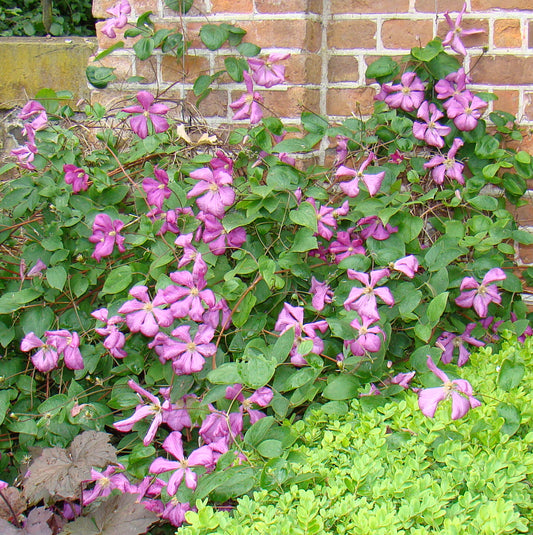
[272,138,310,153]
[165,0,193,12]
[266,164,301,190]
[301,112,329,135]
[46,265,67,291]
[224,57,247,82]
[426,292,449,325]
[498,360,525,391]
[322,375,359,401]
[0,289,42,314]
[0,390,15,425]
[232,293,257,328]
[291,228,318,253]
[257,439,283,458]
[411,39,443,62]
[240,356,276,389]
[475,135,500,158]
[93,41,125,61]
[86,66,116,89]
[237,42,261,56]
[497,403,521,436]
[193,75,212,96]
[200,24,229,50]
[258,255,276,288]
[133,37,155,60]
[365,56,398,80]
[101,265,133,295]
[515,151,531,164]
[21,307,55,337]
[289,201,317,232]
[270,329,295,364]
[414,322,433,343]
[244,416,275,447]
[468,195,499,211]
[427,52,461,79]
[207,363,241,385]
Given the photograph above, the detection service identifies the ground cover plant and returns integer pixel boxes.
[1,1,532,532]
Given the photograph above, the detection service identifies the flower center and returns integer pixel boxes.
[109,230,116,237]
[359,326,368,335]
[190,287,199,296]
[444,158,455,169]
[186,342,196,352]
[143,303,154,312]
[209,183,219,192]
[478,284,487,295]
[401,87,411,95]
[98,476,111,488]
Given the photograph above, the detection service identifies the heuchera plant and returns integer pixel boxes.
[0,1,532,532]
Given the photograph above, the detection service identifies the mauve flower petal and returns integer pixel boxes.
[450,392,471,420]
[418,387,448,418]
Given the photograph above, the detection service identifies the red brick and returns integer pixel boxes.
[161,54,210,84]
[472,56,533,85]
[328,56,359,83]
[285,54,322,85]
[95,22,140,50]
[493,90,519,116]
[518,243,533,264]
[135,57,158,83]
[381,19,434,49]
[211,0,253,13]
[415,0,464,12]
[131,0,158,16]
[509,200,533,226]
[260,87,320,118]
[330,0,409,14]
[494,19,522,48]
[437,19,489,50]
[529,21,533,48]
[326,87,376,116]
[255,0,321,13]
[97,55,135,82]
[239,20,322,52]
[186,90,229,117]
[524,92,533,121]
[328,20,376,49]
[471,0,533,10]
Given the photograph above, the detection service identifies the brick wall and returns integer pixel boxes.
[91,0,533,123]
[90,0,533,290]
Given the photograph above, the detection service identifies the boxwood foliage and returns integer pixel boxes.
[180,334,533,534]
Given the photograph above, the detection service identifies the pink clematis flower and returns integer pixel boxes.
[435,68,471,101]
[45,330,84,370]
[82,465,133,505]
[347,316,385,356]
[149,431,213,494]
[20,332,59,372]
[101,0,131,38]
[113,380,170,446]
[225,384,273,436]
[20,258,47,280]
[88,214,126,262]
[118,286,174,337]
[442,3,485,56]
[391,371,416,388]
[329,230,365,263]
[92,308,127,358]
[63,164,89,193]
[390,255,419,278]
[424,138,465,185]
[309,277,333,312]
[336,152,385,198]
[11,143,37,170]
[248,53,290,88]
[375,71,426,112]
[230,71,264,124]
[445,92,487,131]
[19,101,45,120]
[197,212,246,255]
[358,216,398,241]
[412,101,451,149]
[344,269,394,322]
[418,356,481,420]
[143,167,172,210]
[436,323,485,367]
[187,166,235,219]
[122,91,169,139]
[455,268,506,318]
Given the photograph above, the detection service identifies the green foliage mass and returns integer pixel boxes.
[180,336,533,535]
[0,0,95,36]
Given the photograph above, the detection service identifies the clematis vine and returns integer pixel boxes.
[424,138,465,185]
[122,91,169,139]
[347,315,385,356]
[418,356,481,420]
[436,323,485,367]
[187,166,235,219]
[229,71,264,124]
[375,71,426,112]
[358,216,398,241]
[455,267,506,318]
[143,167,172,210]
[63,164,89,193]
[442,3,484,56]
[247,53,290,88]
[336,152,385,198]
[88,213,126,262]
[412,101,451,148]
[343,269,394,322]
[445,92,487,131]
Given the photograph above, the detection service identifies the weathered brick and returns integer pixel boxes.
[162,0,209,18]
[529,21,533,48]
[326,87,376,116]
[381,19,433,49]
[437,19,489,50]
[238,20,322,51]
[330,0,409,14]
[211,0,253,13]
[131,0,158,16]
[95,22,140,50]
[471,0,533,10]
[161,54,210,84]
[255,0,321,14]
[92,0,116,19]
[493,90,519,116]
[135,56,158,83]
[328,56,359,83]
[186,90,229,117]
[285,54,322,85]
[494,19,522,48]
[260,87,320,117]
[472,55,533,85]
[524,92,533,121]
[517,243,533,264]
[415,0,464,12]
[98,55,135,82]
[328,20,376,49]
[509,199,533,226]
